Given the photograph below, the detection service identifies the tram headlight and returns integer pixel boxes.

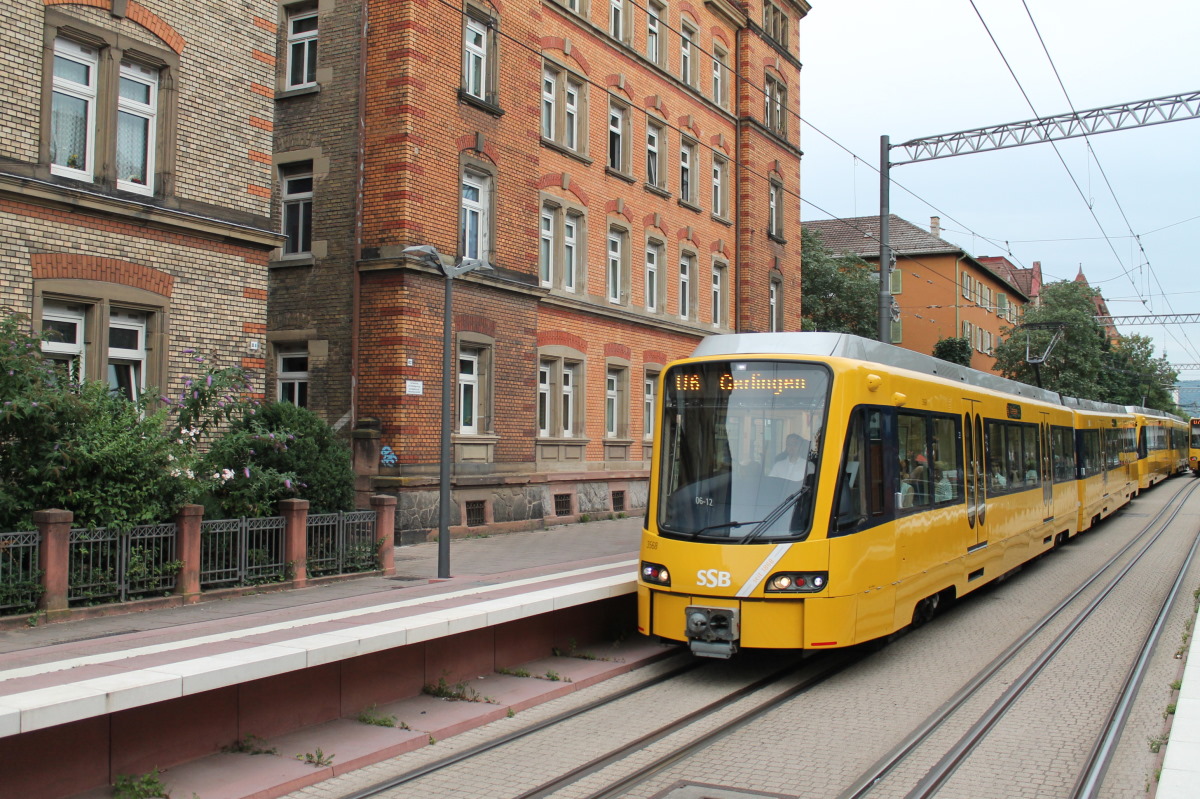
[765,571,828,593]
[641,561,671,586]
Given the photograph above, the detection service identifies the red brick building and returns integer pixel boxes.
[2,0,280,403]
[268,0,807,539]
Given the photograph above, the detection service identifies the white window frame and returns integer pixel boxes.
[607,231,623,304]
[608,103,626,172]
[765,75,787,135]
[542,63,584,152]
[680,141,694,203]
[605,370,619,438]
[287,9,319,90]
[643,375,657,440]
[107,311,147,402]
[609,0,625,40]
[561,363,576,437]
[115,60,159,195]
[464,17,488,100]
[41,304,87,380]
[281,162,314,256]
[962,273,972,300]
[460,170,489,262]
[768,181,783,238]
[645,243,660,312]
[538,363,552,437]
[541,69,556,140]
[711,157,726,218]
[680,23,695,85]
[50,38,98,182]
[539,207,554,286]
[646,123,662,188]
[647,2,663,64]
[712,46,727,107]
[711,263,724,326]
[564,79,580,150]
[458,348,480,434]
[277,345,310,408]
[564,213,579,291]
[679,253,693,319]
[769,281,780,332]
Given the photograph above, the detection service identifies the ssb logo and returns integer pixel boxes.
[696,569,731,587]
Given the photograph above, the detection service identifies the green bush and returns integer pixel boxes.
[200,402,353,517]
[0,313,196,530]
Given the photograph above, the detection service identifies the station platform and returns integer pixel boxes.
[0,516,660,799]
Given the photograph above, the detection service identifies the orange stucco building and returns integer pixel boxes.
[803,215,1029,374]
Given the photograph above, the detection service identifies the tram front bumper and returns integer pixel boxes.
[641,587,857,650]
[685,605,739,658]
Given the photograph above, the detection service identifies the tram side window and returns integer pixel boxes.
[1102,429,1121,470]
[1051,426,1074,482]
[985,419,1039,492]
[985,421,1010,493]
[931,415,962,504]
[1021,425,1040,485]
[896,412,930,509]
[1077,429,1102,477]
[832,408,886,536]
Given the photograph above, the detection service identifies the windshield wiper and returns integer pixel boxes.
[740,484,810,545]
[683,519,762,539]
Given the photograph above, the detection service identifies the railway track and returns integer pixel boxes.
[287,477,1200,799]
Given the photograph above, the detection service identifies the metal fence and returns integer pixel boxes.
[306,510,378,577]
[199,516,288,589]
[68,523,179,606]
[0,530,41,615]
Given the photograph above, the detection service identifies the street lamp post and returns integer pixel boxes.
[402,245,492,579]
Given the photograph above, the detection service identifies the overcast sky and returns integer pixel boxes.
[798,0,1200,382]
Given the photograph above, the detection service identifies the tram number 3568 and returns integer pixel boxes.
[697,569,732,587]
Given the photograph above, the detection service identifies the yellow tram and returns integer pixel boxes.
[637,333,1175,658]
[1190,418,1200,476]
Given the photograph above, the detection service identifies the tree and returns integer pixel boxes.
[992,281,1107,399]
[800,227,878,337]
[1096,334,1178,412]
[933,337,973,367]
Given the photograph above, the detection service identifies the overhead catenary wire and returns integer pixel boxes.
[1014,0,1200,365]
[969,0,1200,365]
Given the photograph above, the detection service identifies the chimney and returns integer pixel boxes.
[930,216,941,237]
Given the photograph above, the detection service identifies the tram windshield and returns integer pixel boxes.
[656,360,830,542]
[1192,421,1200,449]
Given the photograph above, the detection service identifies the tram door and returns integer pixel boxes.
[1039,414,1053,521]
[963,402,986,548]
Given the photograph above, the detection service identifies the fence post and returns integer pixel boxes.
[175,504,204,603]
[280,498,310,589]
[33,508,73,619]
[370,495,397,577]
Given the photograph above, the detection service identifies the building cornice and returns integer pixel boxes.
[0,172,281,250]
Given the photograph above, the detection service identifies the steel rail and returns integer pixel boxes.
[337,655,704,799]
[1072,504,1200,797]
[562,649,867,799]
[903,478,1200,798]
[836,477,1200,799]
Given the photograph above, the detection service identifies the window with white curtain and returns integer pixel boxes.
[116,61,158,195]
[50,38,98,181]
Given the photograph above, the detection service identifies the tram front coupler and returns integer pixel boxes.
[685,605,740,658]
